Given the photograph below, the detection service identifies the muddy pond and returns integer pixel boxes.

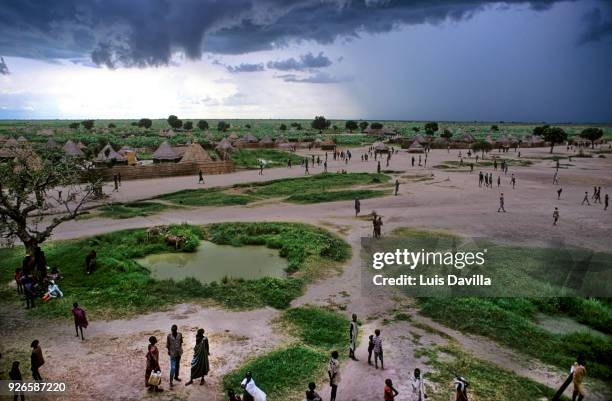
[136,241,287,283]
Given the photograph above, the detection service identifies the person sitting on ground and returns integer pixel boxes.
[85,250,97,275]
[227,389,242,401]
[42,280,63,300]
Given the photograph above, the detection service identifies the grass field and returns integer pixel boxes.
[156,172,390,206]
[0,223,350,318]
[222,306,348,399]
[388,228,612,381]
[97,201,168,219]
[230,149,305,169]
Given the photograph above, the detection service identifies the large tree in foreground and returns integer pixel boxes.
[0,147,102,253]
[543,126,567,154]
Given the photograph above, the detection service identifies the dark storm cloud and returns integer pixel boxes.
[0,57,9,75]
[578,7,612,45]
[267,52,332,71]
[0,0,571,67]
[226,62,265,73]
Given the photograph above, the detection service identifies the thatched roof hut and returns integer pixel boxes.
[373,141,389,152]
[227,133,239,142]
[408,141,425,153]
[276,135,288,144]
[528,135,545,146]
[215,138,235,154]
[497,135,510,146]
[77,141,87,150]
[460,133,475,143]
[260,135,274,145]
[63,140,85,157]
[46,137,59,149]
[180,143,212,163]
[94,144,127,163]
[17,136,28,144]
[242,133,259,143]
[3,137,19,148]
[321,139,336,150]
[152,141,180,162]
[413,134,427,144]
[159,129,176,138]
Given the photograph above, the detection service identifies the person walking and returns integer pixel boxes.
[581,191,590,206]
[605,193,608,210]
[30,340,44,381]
[327,351,341,401]
[71,302,88,340]
[166,324,183,387]
[377,161,381,174]
[394,179,400,196]
[113,173,119,192]
[324,161,328,173]
[258,161,264,175]
[145,336,163,392]
[198,169,204,184]
[349,314,358,360]
[354,198,361,217]
[571,355,587,401]
[9,361,25,401]
[373,329,384,369]
[511,174,516,189]
[186,328,209,386]
[557,188,563,200]
[553,207,560,225]
[498,193,506,213]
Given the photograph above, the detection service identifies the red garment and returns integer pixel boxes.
[384,386,395,401]
[145,344,160,386]
[72,307,88,328]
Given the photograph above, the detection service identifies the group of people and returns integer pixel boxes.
[15,247,65,309]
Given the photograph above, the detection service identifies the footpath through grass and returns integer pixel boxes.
[0,223,350,319]
[390,228,612,381]
[156,172,390,206]
[222,306,348,399]
[230,149,305,169]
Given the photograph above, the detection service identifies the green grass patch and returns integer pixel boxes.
[423,345,564,401]
[98,201,168,219]
[286,189,389,204]
[222,345,327,400]
[155,173,390,207]
[156,188,254,206]
[0,223,350,318]
[231,149,305,169]
[282,306,349,349]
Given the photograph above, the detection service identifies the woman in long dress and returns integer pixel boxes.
[186,328,210,386]
[241,371,267,401]
[145,336,162,392]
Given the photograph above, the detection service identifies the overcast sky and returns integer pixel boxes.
[0,0,611,122]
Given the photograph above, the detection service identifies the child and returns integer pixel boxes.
[411,368,427,401]
[14,268,23,294]
[367,335,374,365]
[305,382,322,401]
[384,378,399,401]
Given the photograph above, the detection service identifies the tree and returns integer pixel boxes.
[167,115,183,129]
[532,124,550,137]
[359,121,369,131]
[279,124,287,131]
[311,116,331,133]
[81,120,95,130]
[345,120,358,132]
[579,127,603,149]
[412,127,420,133]
[332,125,338,131]
[197,120,209,130]
[108,123,116,129]
[291,122,303,130]
[69,122,79,129]
[542,127,567,153]
[0,148,102,254]
[245,124,251,129]
[370,122,383,129]
[183,121,193,130]
[441,129,453,140]
[218,121,230,132]
[472,140,492,157]
[138,118,152,129]
[491,124,499,132]
[424,122,439,135]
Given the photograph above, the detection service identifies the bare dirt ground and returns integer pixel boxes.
[1,145,611,401]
